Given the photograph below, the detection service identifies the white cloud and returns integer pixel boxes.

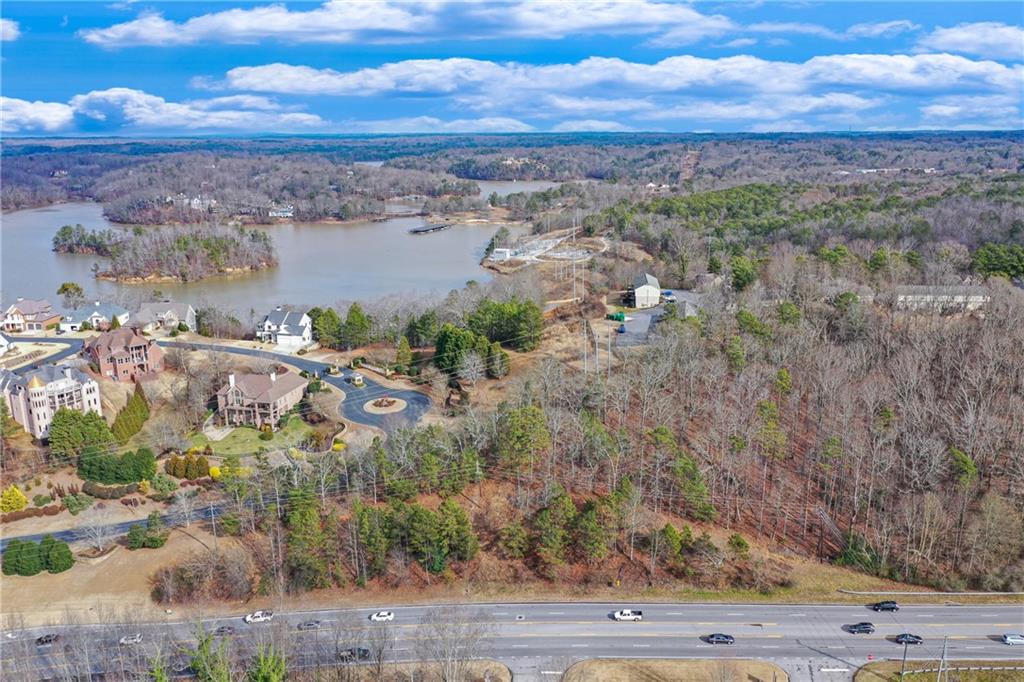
[480,0,734,44]
[69,88,324,130]
[550,119,634,132]
[721,38,758,48]
[846,20,919,39]
[80,1,434,47]
[748,22,843,40]
[0,97,74,133]
[920,94,1022,128]
[349,116,534,133]
[1,18,20,41]
[917,22,1024,60]
[1,89,323,134]
[542,95,654,114]
[221,53,1020,100]
[640,93,882,122]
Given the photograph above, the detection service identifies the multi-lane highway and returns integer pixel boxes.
[2,601,1022,681]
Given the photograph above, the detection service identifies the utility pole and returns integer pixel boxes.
[936,635,947,682]
[210,501,218,548]
[899,639,909,680]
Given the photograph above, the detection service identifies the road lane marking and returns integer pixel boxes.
[666,612,683,616]
[571,644,588,648]
[727,613,744,616]
[511,644,529,648]
[761,645,779,649]
[548,612,566,615]
[632,644,650,647]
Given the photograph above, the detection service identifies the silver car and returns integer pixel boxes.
[1003,633,1024,645]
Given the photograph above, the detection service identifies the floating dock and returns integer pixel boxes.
[409,222,453,235]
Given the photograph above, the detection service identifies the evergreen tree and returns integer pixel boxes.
[313,307,342,349]
[246,646,287,682]
[48,408,116,459]
[405,503,446,573]
[573,501,608,564]
[439,498,479,562]
[1,539,22,575]
[342,302,372,350]
[285,487,329,590]
[45,538,74,573]
[498,521,528,559]
[395,335,413,370]
[729,255,756,291]
[355,501,390,580]
[486,341,510,378]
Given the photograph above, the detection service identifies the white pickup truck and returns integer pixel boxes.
[613,609,643,622]
[244,611,274,624]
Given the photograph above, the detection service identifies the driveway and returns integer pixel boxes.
[157,340,432,430]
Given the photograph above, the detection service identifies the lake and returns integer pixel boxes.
[0,202,528,312]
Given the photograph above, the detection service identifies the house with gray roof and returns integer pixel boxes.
[0,364,102,438]
[3,298,63,333]
[134,301,196,333]
[631,273,662,309]
[59,301,130,333]
[256,306,312,350]
[216,370,308,429]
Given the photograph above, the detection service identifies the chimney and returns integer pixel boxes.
[228,373,235,388]
[63,367,73,379]
[270,372,277,383]
[275,305,283,312]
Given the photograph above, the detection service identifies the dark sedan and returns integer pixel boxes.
[895,633,923,645]
[706,633,736,644]
[35,634,59,647]
[214,626,235,636]
[848,622,876,634]
[297,620,322,631]
[872,601,900,612]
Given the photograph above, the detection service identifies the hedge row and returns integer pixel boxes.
[1,504,62,523]
[82,480,139,500]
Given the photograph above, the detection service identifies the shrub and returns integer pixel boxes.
[82,480,139,500]
[78,446,157,485]
[727,533,750,559]
[63,493,94,516]
[1,484,29,513]
[208,466,222,480]
[258,430,273,441]
[150,473,178,497]
[33,494,53,508]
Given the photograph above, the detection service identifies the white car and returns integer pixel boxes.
[243,611,274,624]
[1003,633,1024,645]
[613,609,643,622]
[369,611,394,622]
[119,633,143,646]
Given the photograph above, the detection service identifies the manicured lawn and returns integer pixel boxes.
[189,415,313,456]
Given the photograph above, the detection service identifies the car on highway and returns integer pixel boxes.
[297,620,322,631]
[35,634,59,647]
[1002,633,1024,645]
[214,626,235,636]
[369,611,394,622]
[613,609,643,622]
[847,622,876,634]
[118,633,143,646]
[244,611,274,624]
[871,600,900,612]
[894,633,923,645]
[338,647,371,662]
[706,633,735,645]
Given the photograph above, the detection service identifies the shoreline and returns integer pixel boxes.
[95,263,277,284]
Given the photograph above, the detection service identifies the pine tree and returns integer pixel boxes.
[2,540,23,575]
[573,501,608,564]
[395,335,413,371]
[45,538,75,573]
[439,498,479,562]
[342,302,372,350]
[285,488,329,590]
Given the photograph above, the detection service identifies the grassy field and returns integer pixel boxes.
[290,660,510,681]
[564,658,788,682]
[856,660,1024,682]
[189,414,313,455]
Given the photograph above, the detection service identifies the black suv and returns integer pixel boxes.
[214,626,235,636]
[848,622,876,634]
[35,634,59,647]
[872,601,899,612]
[895,633,923,645]
[338,647,371,662]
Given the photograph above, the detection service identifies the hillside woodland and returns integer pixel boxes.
[2,133,1022,603]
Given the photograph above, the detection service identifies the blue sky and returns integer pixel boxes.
[1,1,1021,135]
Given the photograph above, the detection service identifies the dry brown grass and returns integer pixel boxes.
[289,660,510,681]
[564,658,789,682]
[855,660,1024,682]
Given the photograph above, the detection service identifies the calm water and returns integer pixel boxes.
[475,180,561,198]
[0,202,527,311]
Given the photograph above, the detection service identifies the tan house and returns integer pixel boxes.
[216,370,308,429]
[84,328,165,382]
[2,298,63,333]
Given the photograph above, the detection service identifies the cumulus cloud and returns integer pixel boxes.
[221,53,1020,100]
[917,22,1024,60]
[0,97,74,133]
[920,94,1023,128]
[1,18,20,41]
[349,116,534,133]
[1,89,323,134]
[748,19,920,41]
[80,1,434,47]
[846,20,920,38]
[550,119,635,132]
[639,93,882,122]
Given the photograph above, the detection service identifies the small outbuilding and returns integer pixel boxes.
[631,273,662,309]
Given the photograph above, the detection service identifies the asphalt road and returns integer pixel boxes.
[2,602,1022,681]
